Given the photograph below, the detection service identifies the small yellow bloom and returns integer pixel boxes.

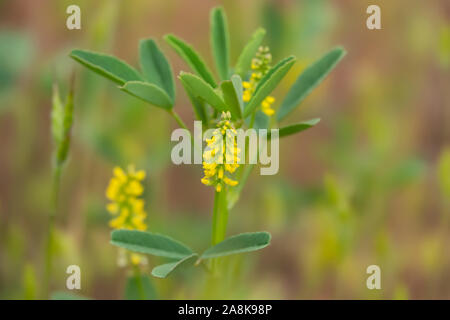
[106,165,148,231]
[261,96,276,116]
[242,46,276,116]
[106,165,148,267]
[130,253,142,265]
[201,112,240,191]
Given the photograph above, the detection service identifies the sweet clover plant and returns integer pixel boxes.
[69,6,346,288]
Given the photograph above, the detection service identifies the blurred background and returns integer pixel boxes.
[0,0,449,299]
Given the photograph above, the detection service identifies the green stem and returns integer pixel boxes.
[211,189,229,245]
[169,109,189,131]
[44,165,62,297]
[210,188,228,275]
[210,189,229,274]
[133,265,146,300]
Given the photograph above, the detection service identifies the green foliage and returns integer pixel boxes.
[164,34,217,88]
[51,81,74,167]
[243,56,296,117]
[110,229,271,278]
[139,39,175,101]
[201,232,271,259]
[151,254,198,278]
[180,80,208,123]
[111,229,194,259]
[220,77,243,119]
[277,47,346,121]
[69,5,345,287]
[210,7,230,80]
[70,49,143,85]
[179,72,227,112]
[235,28,266,79]
[121,81,173,110]
[273,118,321,139]
[124,274,158,300]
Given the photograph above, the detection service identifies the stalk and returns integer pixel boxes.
[169,109,189,131]
[210,189,229,274]
[44,164,61,296]
[211,189,229,245]
[44,76,74,297]
[168,109,197,147]
[133,265,146,300]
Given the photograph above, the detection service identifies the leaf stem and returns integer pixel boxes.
[169,109,189,131]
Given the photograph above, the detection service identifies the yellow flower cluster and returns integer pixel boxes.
[201,112,241,192]
[106,165,147,231]
[243,46,276,116]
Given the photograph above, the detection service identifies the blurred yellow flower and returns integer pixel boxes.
[201,112,240,192]
[242,46,276,116]
[106,164,147,231]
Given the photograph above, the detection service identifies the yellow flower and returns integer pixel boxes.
[201,112,240,192]
[242,46,276,116]
[105,164,147,231]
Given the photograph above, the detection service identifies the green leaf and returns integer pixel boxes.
[51,291,90,300]
[235,28,266,79]
[151,254,198,278]
[70,49,142,85]
[277,47,346,121]
[165,34,217,88]
[179,72,227,112]
[254,56,295,95]
[111,229,193,259]
[180,80,208,123]
[220,77,243,119]
[211,7,230,80]
[139,39,175,100]
[254,111,270,130]
[270,118,321,139]
[201,232,271,259]
[231,74,244,113]
[121,81,173,110]
[243,56,296,118]
[124,274,158,300]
